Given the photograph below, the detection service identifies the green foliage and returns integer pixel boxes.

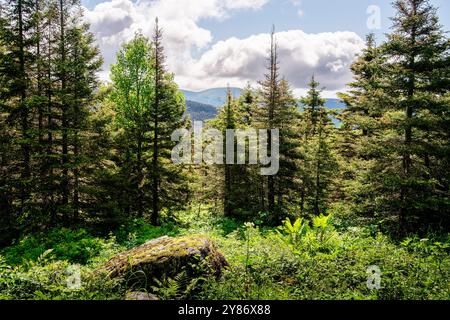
[0,0,449,302]
[277,218,309,247]
[151,271,205,300]
[0,250,123,300]
[108,29,188,223]
[312,213,332,229]
[0,209,449,300]
[2,228,119,265]
[339,0,450,232]
[115,218,179,248]
[198,215,450,300]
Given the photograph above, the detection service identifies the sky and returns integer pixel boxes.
[80,0,450,98]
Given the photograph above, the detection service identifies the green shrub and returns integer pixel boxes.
[0,251,124,300]
[2,228,119,265]
[197,219,450,300]
[1,210,449,300]
[114,218,179,248]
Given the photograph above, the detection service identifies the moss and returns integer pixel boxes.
[101,235,227,289]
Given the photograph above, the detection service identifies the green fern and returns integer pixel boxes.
[151,271,205,300]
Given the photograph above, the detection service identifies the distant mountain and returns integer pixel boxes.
[182,87,243,108]
[182,87,347,123]
[185,100,217,122]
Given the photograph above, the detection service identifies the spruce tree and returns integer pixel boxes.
[149,18,188,225]
[223,87,235,216]
[336,34,385,217]
[64,7,102,222]
[0,0,36,216]
[300,76,338,216]
[378,0,449,230]
[273,78,302,215]
[257,26,279,216]
[255,27,303,221]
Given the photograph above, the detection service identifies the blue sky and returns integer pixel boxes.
[199,0,449,41]
[81,0,450,97]
[82,0,450,41]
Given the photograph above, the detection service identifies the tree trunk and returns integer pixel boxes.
[59,0,69,208]
[18,0,31,211]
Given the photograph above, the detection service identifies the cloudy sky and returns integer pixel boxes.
[81,0,450,98]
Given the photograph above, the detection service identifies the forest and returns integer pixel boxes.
[0,0,449,300]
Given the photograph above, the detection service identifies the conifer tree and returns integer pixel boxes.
[0,0,36,215]
[273,79,302,215]
[300,76,338,216]
[223,87,235,216]
[64,7,102,222]
[207,85,264,218]
[149,18,188,225]
[337,34,385,217]
[377,0,449,230]
[257,26,279,216]
[255,27,303,221]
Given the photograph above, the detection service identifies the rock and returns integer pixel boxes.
[101,235,228,286]
[125,292,159,300]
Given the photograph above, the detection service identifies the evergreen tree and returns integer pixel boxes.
[206,85,263,218]
[273,78,302,215]
[64,6,102,222]
[149,18,188,225]
[223,87,235,216]
[378,0,449,231]
[337,34,385,217]
[257,26,279,215]
[255,27,303,222]
[235,84,265,215]
[209,86,239,217]
[300,76,338,216]
[0,0,36,216]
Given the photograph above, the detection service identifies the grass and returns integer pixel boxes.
[0,205,449,300]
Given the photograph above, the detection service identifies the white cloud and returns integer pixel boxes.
[84,0,364,97]
[84,0,268,80]
[182,30,364,93]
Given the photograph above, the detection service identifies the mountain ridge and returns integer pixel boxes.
[182,87,346,121]
[182,87,243,107]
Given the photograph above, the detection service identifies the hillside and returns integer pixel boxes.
[183,88,347,122]
[182,88,244,107]
[185,100,217,121]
